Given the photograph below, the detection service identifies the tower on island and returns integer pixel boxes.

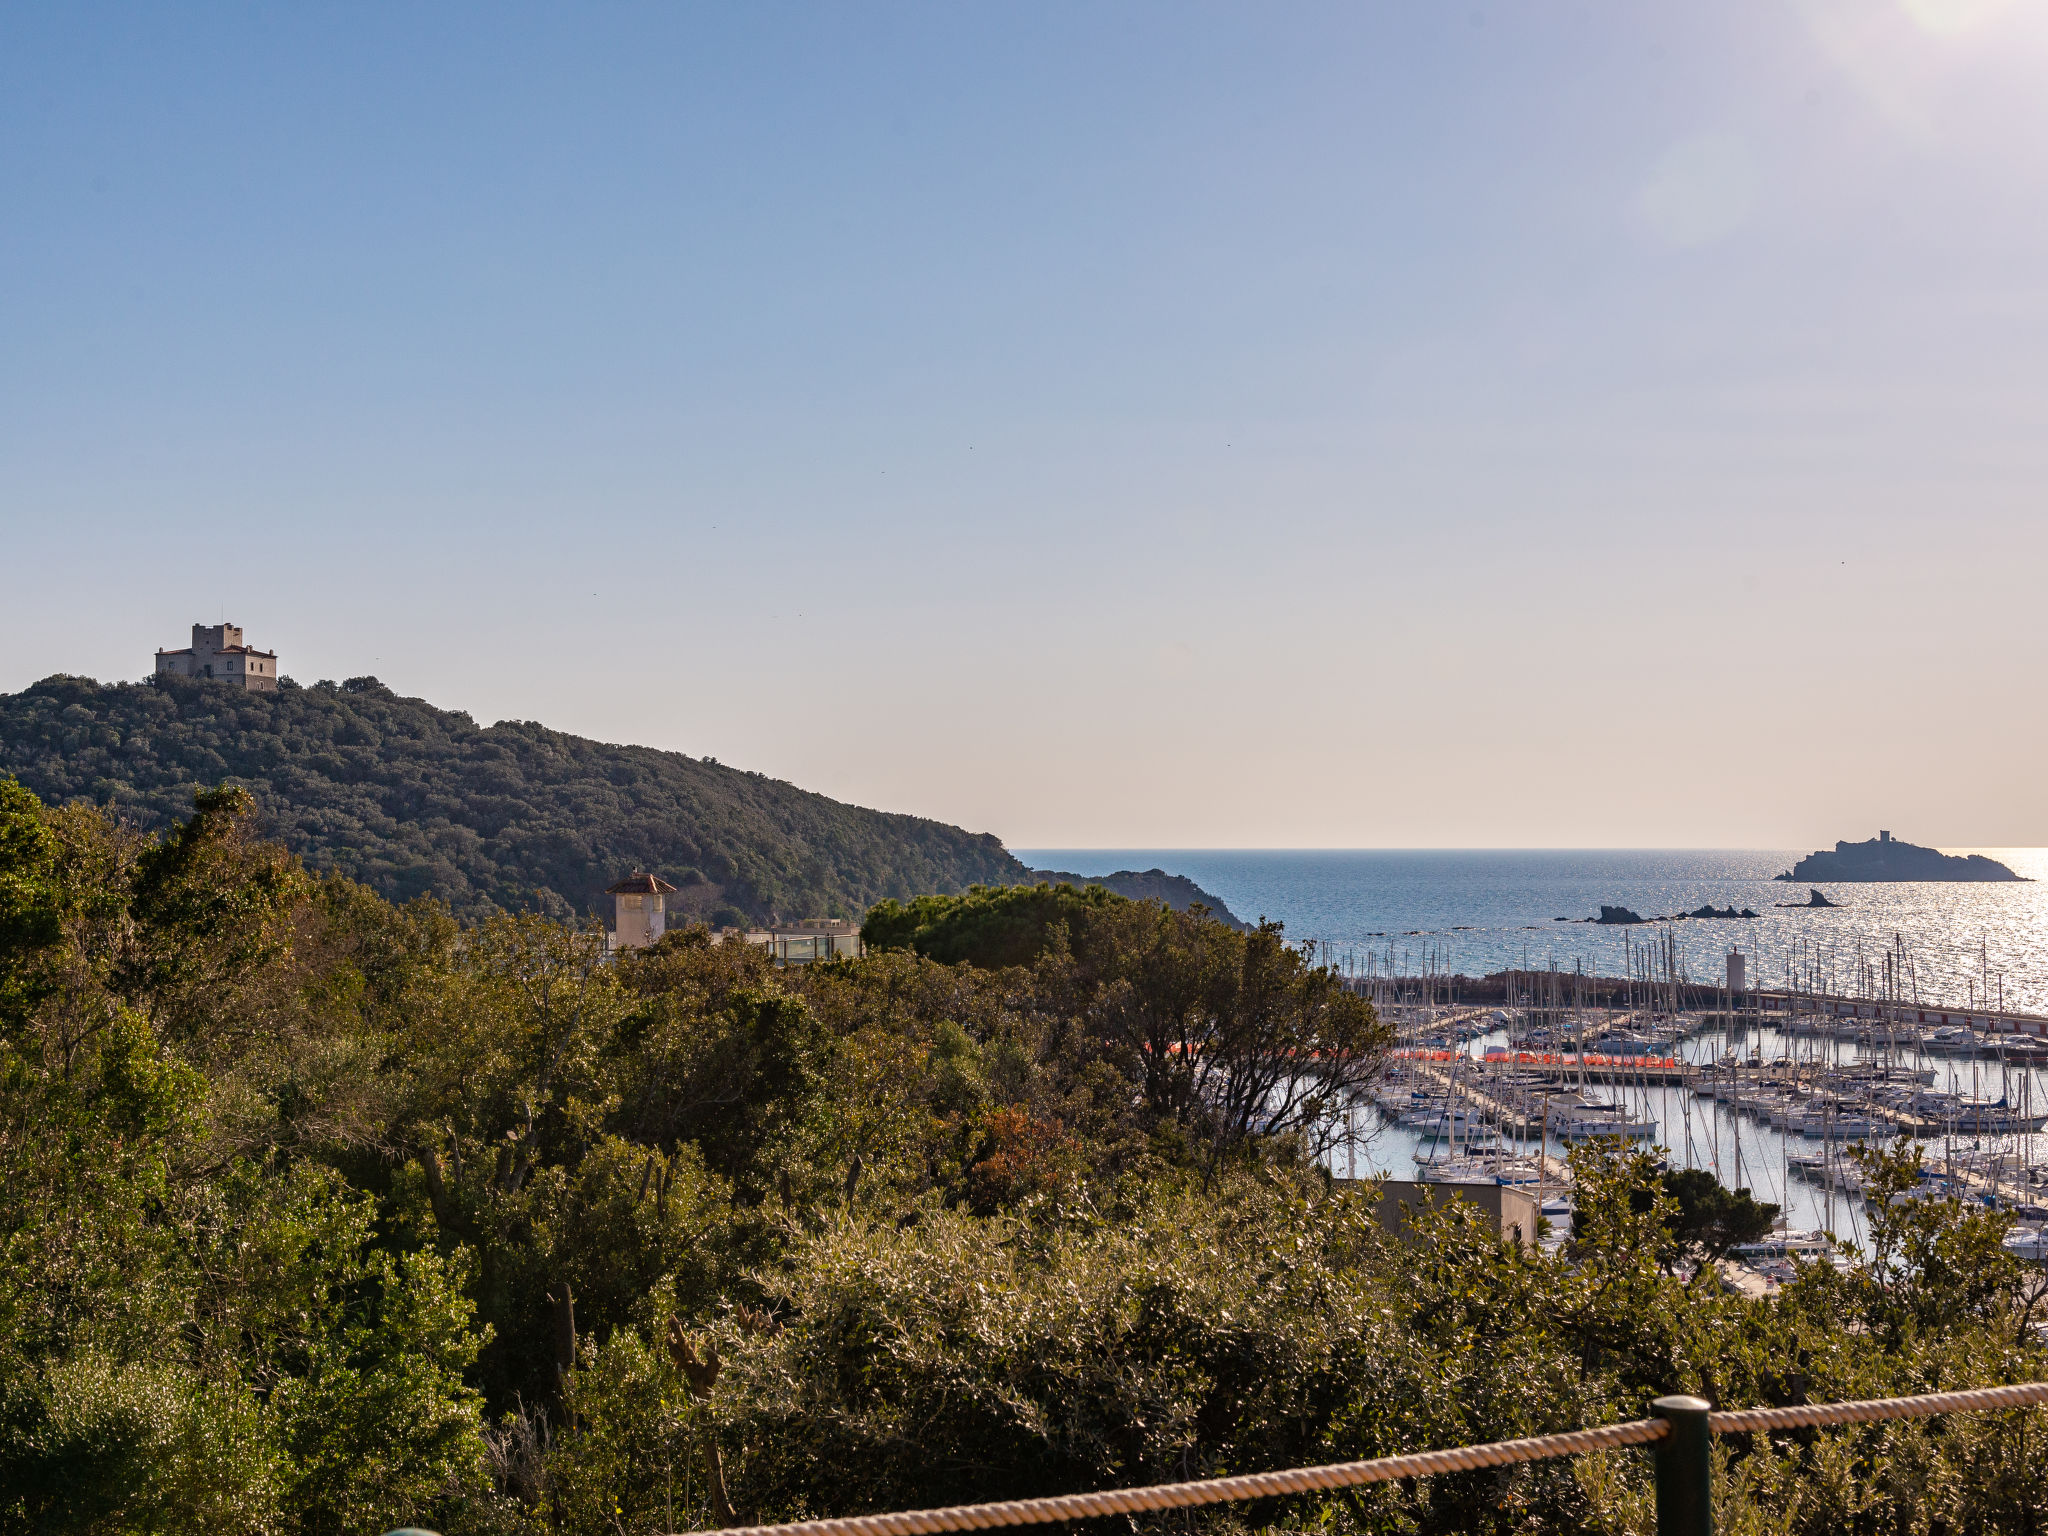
[607,872,678,949]
[155,623,279,691]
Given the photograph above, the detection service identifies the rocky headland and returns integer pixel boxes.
[1029,867,1250,930]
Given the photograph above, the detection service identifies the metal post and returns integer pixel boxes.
[1650,1394,1712,1536]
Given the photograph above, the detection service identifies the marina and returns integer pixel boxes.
[1028,850,2048,1270]
[1334,945,2048,1261]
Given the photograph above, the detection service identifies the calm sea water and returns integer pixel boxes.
[1015,849,2048,1015]
[1019,849,2048,1235]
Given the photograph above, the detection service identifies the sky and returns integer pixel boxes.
[4,2,2048,850]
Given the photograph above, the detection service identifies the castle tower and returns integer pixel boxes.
[606,873,677,950]
[154,621,279,691]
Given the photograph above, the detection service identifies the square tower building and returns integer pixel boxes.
[155,623,279,691]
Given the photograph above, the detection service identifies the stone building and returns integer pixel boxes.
[604,872,862,962]
[155,623,279,691]
[607,872,677,950]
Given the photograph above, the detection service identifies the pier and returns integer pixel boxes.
[1402,1047,1690,1087]
[1402,1056,1571,1183]
[1344,936,2048,1244]
[1345,967,2048,1055]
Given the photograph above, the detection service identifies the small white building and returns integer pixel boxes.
[607,872,678,949]
[721,918,863,964]
[603,877,862,962]
[155,623,279,691]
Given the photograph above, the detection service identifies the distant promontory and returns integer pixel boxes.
[1775,832,2025,883]
[1029,867,1250,930]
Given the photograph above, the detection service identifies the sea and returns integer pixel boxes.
[1015,849,2048,1014]
[1014,848,2048,1239]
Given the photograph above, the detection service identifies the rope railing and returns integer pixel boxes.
[1707,1379,2048,1434]
[685,1418,1672,1536]
[669,1379,2048,1536]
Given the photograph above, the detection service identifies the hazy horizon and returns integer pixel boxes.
[1016,844,2044,856]
[6,4,2047,849]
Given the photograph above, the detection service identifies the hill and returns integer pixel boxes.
[1775,832,2024,883]
[0,673,1028,922]
[1028,865,1250,929]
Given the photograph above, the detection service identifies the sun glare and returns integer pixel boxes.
[1897,0,2018,36]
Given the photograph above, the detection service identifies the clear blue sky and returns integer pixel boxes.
[5,2,2046,848]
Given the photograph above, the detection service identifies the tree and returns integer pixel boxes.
[0,775,64,1031]
[1065,903,1390,1175]
[864,887,1390,1176]
[117,783,306,1033]
[1635,1166,1779,1272]
[861,882,1124,969]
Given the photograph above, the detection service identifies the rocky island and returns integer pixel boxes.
[1775,888,1841,909]
[1568,903,1758,925]
[1591,905,1647,925]
[1775,831,2025,883]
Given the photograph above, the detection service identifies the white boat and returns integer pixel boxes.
[1548,1122,1662,1146]
[1786,1112,1893,1138]
[1415,1131,1502,1154]
[1731,1227,1832,1260]
[1398,1105,1484,1129]
[2005,1227,2048,1263]
[1951,1103,2048,1134]
[1418,1157,1497,1184]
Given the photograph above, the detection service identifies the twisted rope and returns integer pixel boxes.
[681,1381,2048,1536]
[681,1418,1670,1536]
[1708,1380,2048,1434]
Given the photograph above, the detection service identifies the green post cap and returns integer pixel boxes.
[1650,1393,1712,1414]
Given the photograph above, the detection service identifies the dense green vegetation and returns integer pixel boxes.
[3,778,2045,1536]
[863,882,1134,968]
[0,674,1026,924]
[1648,1167,1780,1269]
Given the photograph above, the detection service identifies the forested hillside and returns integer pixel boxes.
[3,782,2044,1536]
[0,674,1026,923]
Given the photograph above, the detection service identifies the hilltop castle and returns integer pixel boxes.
[155,623,279,692]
